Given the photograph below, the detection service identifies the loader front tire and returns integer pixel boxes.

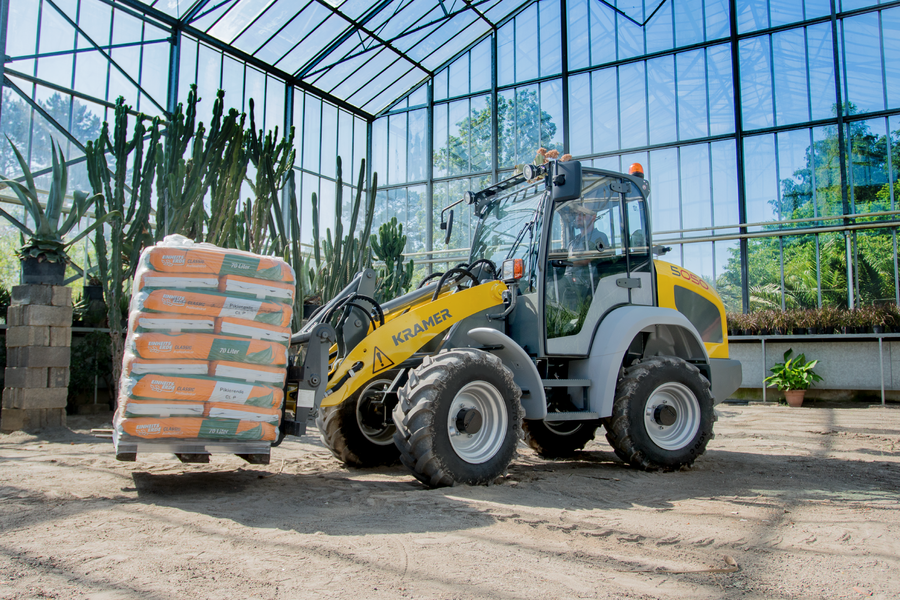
[317,376,399,467]
[523,419,599,458]
[604,356,714,471]
[392,349,523,488]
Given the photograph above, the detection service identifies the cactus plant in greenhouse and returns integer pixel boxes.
[308,157,376,304]
[371,216,414,302]
[85,97,160,396]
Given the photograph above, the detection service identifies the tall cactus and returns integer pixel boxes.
[371,216,414,302]
[308,157,377,304]
[85,97,160,401]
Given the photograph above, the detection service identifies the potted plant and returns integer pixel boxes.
[0,139,117,285]
[83,275,104,301]
[764,349,824,407]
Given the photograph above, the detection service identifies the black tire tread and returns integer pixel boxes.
[604,356,713,471]
[392,349,523,488]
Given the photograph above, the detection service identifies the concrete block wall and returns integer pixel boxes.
[1,285,73,432]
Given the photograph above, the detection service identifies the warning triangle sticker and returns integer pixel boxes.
[372,346,395,374]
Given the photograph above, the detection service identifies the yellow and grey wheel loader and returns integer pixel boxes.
[282,160,742,487]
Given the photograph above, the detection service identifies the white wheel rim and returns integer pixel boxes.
[355,379,395,445]
[447,381,508,464]
[643,382,700,450]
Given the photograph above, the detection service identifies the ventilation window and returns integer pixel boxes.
[673,286,723,344]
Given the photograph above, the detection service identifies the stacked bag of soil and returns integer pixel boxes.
[114,235,294,446]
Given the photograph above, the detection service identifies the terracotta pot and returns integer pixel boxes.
[784,390,806,407]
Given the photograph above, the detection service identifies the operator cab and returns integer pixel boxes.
[544,167,654,354]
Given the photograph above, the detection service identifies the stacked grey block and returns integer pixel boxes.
[1,285,73,432]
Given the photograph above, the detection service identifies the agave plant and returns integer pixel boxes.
[0,138,117,264]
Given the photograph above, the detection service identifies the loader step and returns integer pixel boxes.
[543,411,600,421]
[541,379,591,387]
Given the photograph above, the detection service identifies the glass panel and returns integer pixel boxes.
[706,0,730,40]
[739,36,774,130]
[320,102,337,179]
[7,0,40,59]
[141,40,170,111]
[841,0,880,12]
[196,44,222,107]
[540,80,564,154]
[743,134,779,228]
[589,0,616,66]
[680,144,712,237]
[770,0,804,28]
[568,73,591,156]
[619,62,647,149]
[883,8,900,111]
[591,68,620,153]
[303,95,322,173]
[715,239,742,311]
[618,13,644,61]
[813,124,844,218]
[408,109,427,182]
[208,0,276,43]
[497,89,516,168]
[674,0,704,48]
[847,118,889,214]
[433,102,448,178]
[772,29,809,126]
[469,95,493,173]
[221,56,245,113]
[711,139,740,231]
[805,0,831,18]
[539,0,562,77]
[707,44,735,136]
[434,68,449,102]
[776,129,814,227]
[178,36,198,103]
[843,12,884,115]
[677,50,709,141]
[388,112,407,185]
[408,85,427,108]
[407,185,427,253]
[567,0,590,70]
[471,38,492,94]
[244,66,265,117]
[681,244,716,295]
[807,23,836,121]
[648,55,677,146]
[265,76,285,134]
[649,147,681,239]
[337,110,353,181]
[737,0,769,33]
[516,4,539,83]
[254,3,330,65]
[448,98,469,176]
[449,52,470,97]
[645,0,674,55]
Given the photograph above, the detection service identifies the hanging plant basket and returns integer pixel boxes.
[21,257,66,286]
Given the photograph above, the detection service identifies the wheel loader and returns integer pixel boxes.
[282,159,742,487]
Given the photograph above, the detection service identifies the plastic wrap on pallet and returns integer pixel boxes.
[115,235,294,454]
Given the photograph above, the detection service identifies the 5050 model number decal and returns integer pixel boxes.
[669,265,710,291]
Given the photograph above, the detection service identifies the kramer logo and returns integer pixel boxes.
[162,293,186,307]
[160,254,185,267]
[392,309,452,346]
[149,379,176,393]
[148,341,172,353]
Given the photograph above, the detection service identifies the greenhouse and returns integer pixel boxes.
[1,0,898,314]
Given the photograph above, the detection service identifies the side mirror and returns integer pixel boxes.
[550,160,582,202]
[441,209,454,245]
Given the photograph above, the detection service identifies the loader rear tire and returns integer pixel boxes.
[522,419,599,458]
[317,376,399,467]
[392,349,523,488]
[604,356,714,471]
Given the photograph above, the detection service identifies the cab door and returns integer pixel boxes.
[542,171,652,356]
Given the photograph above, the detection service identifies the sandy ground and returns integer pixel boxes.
[1,403,899,600]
